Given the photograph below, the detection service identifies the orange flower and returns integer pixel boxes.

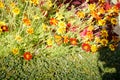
[23,17,31,26]
[26,28,34,34]
[82,43,91,52]
[91,11,101,20]
[54,35,63,45]
[63,36,69,44]
[1,25,8,32]
[86,31,93,40]
[23,52,32,60]
[49,18,58,25]
[70,38,77,45]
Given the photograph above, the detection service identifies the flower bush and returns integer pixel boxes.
[0,0,120,60]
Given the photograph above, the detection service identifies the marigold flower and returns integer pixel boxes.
[0,21,5,26]
[87,26,94,31]
[100,39,108,46]
[12,7,20,15]
[10,2,16,8]
[104,2,111,10]
[70,38,77,45]
[82,43,91,52]
[91,45,98,53]
[49,18,58,25]
[112,36,119,42]
[58,21,66,27]
[76,11,85,18]
[98,19,106,26]
[56,13,64,20]
[98,8,105,14]
[1,25,8,32]
[115,2,120,9]
[89,4,96,11]
[23,17,31,26]
[12,48,19,54]
[30,0,39,5]
[101,29,108,38]
[63,36,69,44]
[23,52,32,60]
[111,18,117,25]
[33,15,40,19]
[46,0,53,10]
[15,35,22,42]
[26,28,34,34]
[57,27,66,34]
[109,44,115,51]
[95,37,100,43]
[91,11,101,20]
[42,23,48,31]
[86,31,93,40]
[54,35,63,45]
[47,38,53,46]
[0,1,4,8]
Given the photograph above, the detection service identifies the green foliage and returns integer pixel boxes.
[0,53,101,80]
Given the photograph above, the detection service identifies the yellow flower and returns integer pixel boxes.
[58,21,66,27]
[87,25,94,31]
[42,23,48,31]
[56,13,64,20]
[95,37,100,43]
[12,48,19,54]
[101,29,108,38]
[111,18,117,25]
[33,15,40,19]
[26,28,34,34]
[0,1,4,8]
[47,38,53,46]
[89,4,96,11]
[76,11,85,18]
[30,0,39,5]
[0,21,5,26]
[46,0,53,10]
[10,2,16,8]
[98,8,105,15]
[91,45,98,53]
[99,0,105,3]
[98,19,106,26]
[57,27,66,34]
[109,44,115,51]
[100,39,108,46]
[111,6,119,13]
[12,7,20,15]
[15,35,22,42]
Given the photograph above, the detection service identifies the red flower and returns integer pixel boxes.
[1,25,9,32]
[104,2,111,10]
[82,43,91,52]
[66,23,71,32]
[70,38,77,45]
[116,2,120,9]
[70,27,77,32]
[23,52,32,60]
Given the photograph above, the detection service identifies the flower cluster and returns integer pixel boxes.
[0,0,120,60]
